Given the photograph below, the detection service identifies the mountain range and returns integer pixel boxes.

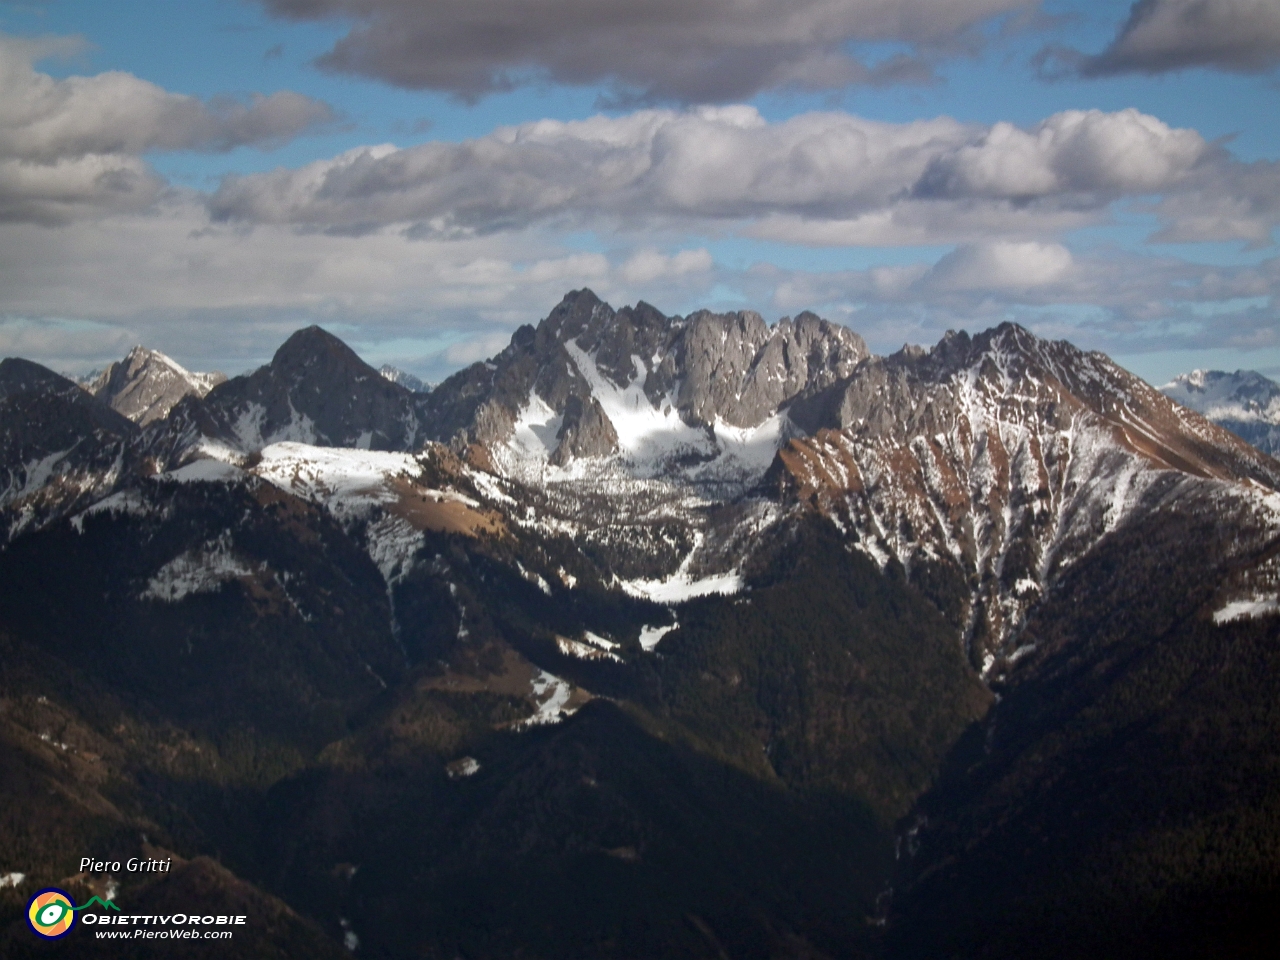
[1161,367,1280,458]
[379,364,429,393]
[2,290,1278,959]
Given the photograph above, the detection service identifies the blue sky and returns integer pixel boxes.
[0,0,1277,384]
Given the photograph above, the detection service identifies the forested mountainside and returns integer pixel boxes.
[2,290,1278,958]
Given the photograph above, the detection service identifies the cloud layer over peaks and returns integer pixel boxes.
[255,0,1031,102]
[206,105,1269,245]
[0,34,335,224]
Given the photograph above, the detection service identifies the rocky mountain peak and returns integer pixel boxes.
[1163,367,1280,411]
[267,325,372,383]
[83,346,225,426]
[535,288,609,344]
[256,326,393,394]
[884,321,1045,381]
[1,357,134,435]
[772,320,1280,667]
[140,326,429,461]
[789,321,1277,485]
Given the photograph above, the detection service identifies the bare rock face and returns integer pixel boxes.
[84,346,225,426]
[531,290,869,429]
[551,394,619,464]
[664,308,867,428]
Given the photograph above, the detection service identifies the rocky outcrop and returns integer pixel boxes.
[551,394,619,464]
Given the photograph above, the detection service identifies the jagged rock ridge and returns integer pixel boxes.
[422,289,869,484]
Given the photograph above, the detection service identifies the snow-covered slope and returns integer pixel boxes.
[247,442,494,587]
[1161,368,1280,457]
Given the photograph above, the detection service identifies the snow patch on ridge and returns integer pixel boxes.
[70,489,150,531]
[582,630,618,651]
[1213,595,1280,624]
[231,402,269,451]
[188,438,245,467]
[517,562,553,595]
[620,532,743,602]
[162,459,244,484]
[638,620,678,651]
[2,449,71,507]
[142,533,252,602]
[556,635,622,662]
[253,442,423,518]
[702,414,788,477]
[519,670,576,727]
[248,442,486,588]
[509,392,563,471]
[616,527,745,603]
[622,569,743,603]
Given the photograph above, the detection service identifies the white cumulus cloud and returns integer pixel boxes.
[208,105,1245,244]
[912,108,1208,199]
[621,248,714,284]
[925,241,1074,290]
